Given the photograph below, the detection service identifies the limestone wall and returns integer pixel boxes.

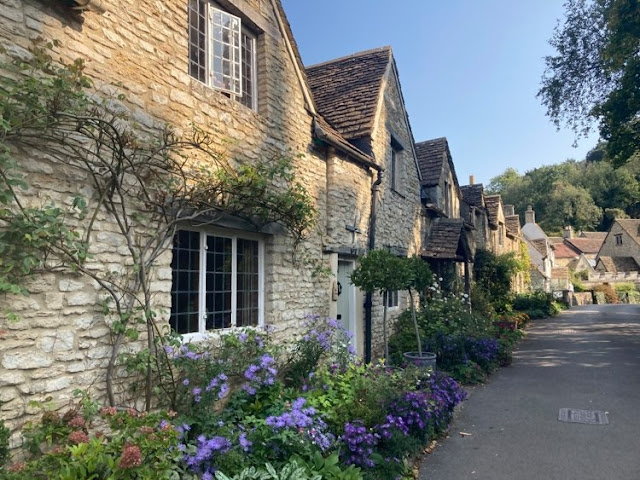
[366,63,424,357]
[0,0,330,444]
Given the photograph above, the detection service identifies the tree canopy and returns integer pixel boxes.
[538,0,640,166]
[487,153,640,233]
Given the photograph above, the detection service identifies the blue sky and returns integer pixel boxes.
[281,0,598,186]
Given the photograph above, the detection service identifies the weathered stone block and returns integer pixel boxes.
[2,351,53,370]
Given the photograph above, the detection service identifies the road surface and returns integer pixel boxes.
[419,304,640,480]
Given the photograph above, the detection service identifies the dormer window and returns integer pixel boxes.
[189,0,258,110]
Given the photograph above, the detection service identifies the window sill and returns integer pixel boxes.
[178,324,266,344]
[189,78,259,115]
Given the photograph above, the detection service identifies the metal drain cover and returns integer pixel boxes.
[558,408,609,425]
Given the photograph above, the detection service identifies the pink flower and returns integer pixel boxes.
[100,406,117,416]
[67,415,86,428]
[119,444,142,469]
[68,431,90,444]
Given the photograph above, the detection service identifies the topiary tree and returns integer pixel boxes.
[350,250,410,361]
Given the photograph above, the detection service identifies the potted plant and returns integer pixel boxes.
[350,250,408,361]
[402,256,437,369]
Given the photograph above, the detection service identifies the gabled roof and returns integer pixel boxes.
[530,238,550,256]
[548,236,564,244]
[306,47,391,140]
[554,242,581,259]
[597,256,640,273]
[579,231,607,239]
[564,237,604,255]
[460,184,484,207]
[615,219,640,243]
[415,138,449,187]
[421,218,468,260]
[484,194,501,228]
[505,215,521,235]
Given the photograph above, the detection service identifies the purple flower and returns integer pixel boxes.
[239,432,252,452]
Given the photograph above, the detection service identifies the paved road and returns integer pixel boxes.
[419,304,640,480]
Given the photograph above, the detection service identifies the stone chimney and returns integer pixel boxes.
[525,205,535,224]
[503,204,515,216]
[469,174,475,185]
[563,226,573,239]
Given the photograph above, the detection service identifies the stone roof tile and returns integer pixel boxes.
[565,237,604,254]
[422,218,464,259]
[306,47,391,140]
[460,184,484,207]
[505,215,521,235]
[415,137,449,187]
[484,194,501,227]
[598,256,640,272]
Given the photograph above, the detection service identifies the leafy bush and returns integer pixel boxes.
[0,414,9,469]
[512,291,558,317]
[216,454,363,480]
[5,316,471,480]
[614,283,637,294]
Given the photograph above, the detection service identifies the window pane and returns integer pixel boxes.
[188,0,206,83]
[237,239,259,327]
[240,32,255,109]
[205,235,232,330]
[211,7,242,95]
[170,231,200,334]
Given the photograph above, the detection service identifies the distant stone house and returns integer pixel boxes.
[306,46,424,360]
[522,206,556,291]
[595,219,640,273]
[484,194,509,255]
[460,181,490,251]
[415,137,473,292]
[0,1,429,441]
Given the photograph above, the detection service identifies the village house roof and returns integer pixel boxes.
[460,184,484,207]
[615,219,640,243]
[548,236,564,244]
[414,137,454,187]
[553,242,581,259]
[579,231,607,239]
[564,237,604,255]
[306,47,391,141]
[505,215,521,235]
[484,194,501,228]
[530,238,551,257]
[597,256,640,272]
[421,218,467,260]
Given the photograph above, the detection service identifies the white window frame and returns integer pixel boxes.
[188,0,258,110]
[386,290,399,309]
[170,229,264,340]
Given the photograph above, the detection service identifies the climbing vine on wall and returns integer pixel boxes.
[0,39,316,407]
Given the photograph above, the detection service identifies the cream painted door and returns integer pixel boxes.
[337,260,355,341]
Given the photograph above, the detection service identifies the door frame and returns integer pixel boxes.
[337,259,357,348]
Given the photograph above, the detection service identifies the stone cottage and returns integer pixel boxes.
[306,46,424,361]
[595,219,640,273]
[415,137,473,292]
[0,0,430,440]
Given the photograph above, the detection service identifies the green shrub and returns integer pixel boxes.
[513,291,558,317]
[0,413,9,469]
[614,283,637,294]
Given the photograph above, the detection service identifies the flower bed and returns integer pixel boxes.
[1,317,467,480]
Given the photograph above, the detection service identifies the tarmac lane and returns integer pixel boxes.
[419,304,640,480]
